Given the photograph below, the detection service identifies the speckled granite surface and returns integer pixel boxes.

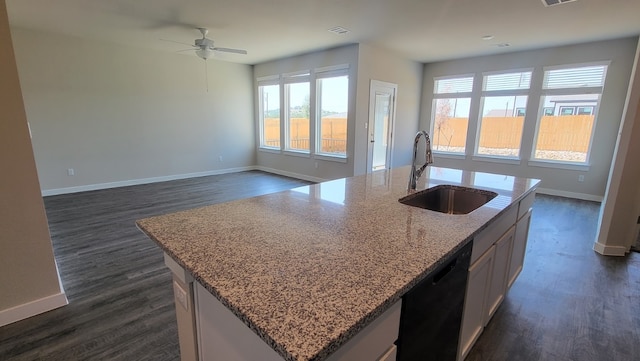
[136,166,539,361]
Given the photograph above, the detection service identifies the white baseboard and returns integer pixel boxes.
[41,167,256,196]
[536,187,603,202]
[0,292,68,327]
[255,166,327,183]
[593,241,629,256]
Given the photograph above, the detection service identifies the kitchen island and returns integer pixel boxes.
[136,166,539,361]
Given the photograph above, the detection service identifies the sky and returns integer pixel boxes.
[262,76,348,113]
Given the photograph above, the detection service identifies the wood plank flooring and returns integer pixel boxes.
[1,173,638,360]
[466,195,640,361]
[0,171,311,361]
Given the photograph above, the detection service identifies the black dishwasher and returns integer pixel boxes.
[396,241,472,361]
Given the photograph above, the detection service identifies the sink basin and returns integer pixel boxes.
[399,185,498,214]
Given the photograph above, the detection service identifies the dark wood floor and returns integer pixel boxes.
[1,172,638,360]
[0,171,311,361]
[467,195,640,361]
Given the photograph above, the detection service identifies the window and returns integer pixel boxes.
[258,66,350,160]
[577,106,594,115]
[533,64,607,163]
[284,74,311,153]
[258,82,280,149]
[316,73,348,156]
[431,76,473,154]
[476,71,532,158]
[559,106,575,116]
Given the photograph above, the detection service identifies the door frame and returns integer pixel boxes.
[367,80,398,173]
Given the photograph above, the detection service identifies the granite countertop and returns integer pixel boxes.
[136,166,539,361]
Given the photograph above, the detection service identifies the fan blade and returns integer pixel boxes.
[176,48,197,53]
[212,47,247,55]
[160,38,195,47]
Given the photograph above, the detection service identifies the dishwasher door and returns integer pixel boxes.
[396,241,472,361]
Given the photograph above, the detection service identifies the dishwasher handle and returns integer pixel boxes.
[432,257,459,285]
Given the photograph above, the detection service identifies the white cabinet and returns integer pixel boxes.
[507,208,532,289]
[458,190,535,361]
[457,245,494,361]
[484,226,515,325]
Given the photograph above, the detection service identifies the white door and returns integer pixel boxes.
[367,80,397,173]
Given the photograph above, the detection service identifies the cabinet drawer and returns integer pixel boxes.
[471,205,517,264]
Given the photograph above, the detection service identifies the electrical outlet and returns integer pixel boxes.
[173,281,188,310]
[67,168,75,176]
[578,174,584,182]
[218,155,223,162]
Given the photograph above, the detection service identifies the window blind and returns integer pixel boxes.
[543,65,607,89]
[434,77,473,94]
[484,71,532,91]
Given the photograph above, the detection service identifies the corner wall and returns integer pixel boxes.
[10,27,255,194]
[595,39,640,255]
[354,44,424,176]
[0,0,66,326]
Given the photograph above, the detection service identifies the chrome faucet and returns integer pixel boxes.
[408,131,434,192]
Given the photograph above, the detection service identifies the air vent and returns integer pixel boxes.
[542,0,577,7]
[328,26,350,35]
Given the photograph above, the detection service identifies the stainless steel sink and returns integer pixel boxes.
[399,185,498,214]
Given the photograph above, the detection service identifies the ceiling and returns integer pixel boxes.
[6,0,640,65]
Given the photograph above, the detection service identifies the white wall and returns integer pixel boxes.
[354,44,424,176]
[11,27,255,194]
[253,45,359,181]
[0,0,66,325]
[419,38,638,200]
[595,40,640,255]
[253,43,423,180]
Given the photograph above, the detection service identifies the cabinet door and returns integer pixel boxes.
[484,226,515,326]
[458,246,494,361]
[507,208,532,289]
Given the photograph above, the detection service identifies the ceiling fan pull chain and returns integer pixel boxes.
[205,59,209,93]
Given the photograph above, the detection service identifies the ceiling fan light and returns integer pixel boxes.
[195,48,214,60]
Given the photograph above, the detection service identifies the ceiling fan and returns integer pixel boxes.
[164,28,247,60]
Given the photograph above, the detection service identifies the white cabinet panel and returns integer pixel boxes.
[484,226,515,326]
[195,282,285,361]
[508,208,532,289]
[458,245,494,361]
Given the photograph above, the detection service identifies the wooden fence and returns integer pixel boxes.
[263,117,347,153]
[264,115,594,154]
[433,115,594,152]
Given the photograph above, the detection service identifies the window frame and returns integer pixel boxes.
[430,74,475,156]
[315,67,349,159]
[474,69,533,161]
[257,76,282,151]
[283,71,311,155]
[256,65,350,162]
[529,62,608,167]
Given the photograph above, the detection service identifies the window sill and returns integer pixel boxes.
[283,150,311,158]
[434,152,466,160]
[315,154,348,163]
[472,155,521,165]
[527,160,591,171]
[258,147,281,154]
